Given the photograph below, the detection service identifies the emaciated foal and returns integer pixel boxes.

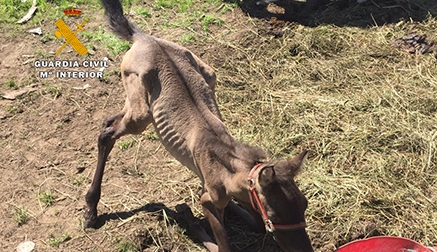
[83,0,313,251]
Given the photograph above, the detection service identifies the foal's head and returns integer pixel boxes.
[249,150,313,252]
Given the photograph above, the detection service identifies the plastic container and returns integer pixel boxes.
[336,236,437,252]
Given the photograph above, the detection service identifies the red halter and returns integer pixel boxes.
[247,162,307,233]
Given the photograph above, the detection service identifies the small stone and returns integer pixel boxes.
[17,241,35,252]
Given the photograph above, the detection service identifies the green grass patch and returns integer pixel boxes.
[4,78,18,89]
[0,0,34,23]
[154,0,193,12]
[49,233,71,247]
[144,131,159,141]
[13,206,29,226]
[134,7,151,18]
[43,86,62,99]
[83,27,131,56]
[0,0,94,25]
[181,33,196,44]
[5,105,20,113]
[73,175,87,186]
[38,191,54,206]
[118,139,135,150]
[201,14,223,32]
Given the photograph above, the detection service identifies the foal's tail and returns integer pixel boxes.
[100,0,142,41]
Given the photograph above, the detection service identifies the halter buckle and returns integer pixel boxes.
[265,219,275,233]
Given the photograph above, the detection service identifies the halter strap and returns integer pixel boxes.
[247,162,307,233]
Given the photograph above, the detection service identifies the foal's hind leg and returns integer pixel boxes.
[83,109,152,228]
[84,69,153,227]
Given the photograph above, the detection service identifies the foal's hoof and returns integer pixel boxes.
[83,209,97,228]
[176,203,199,227]
[83,218,97,229]
[175,203,190,214]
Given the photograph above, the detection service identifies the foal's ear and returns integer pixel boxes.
[259,165,276,188]
[288,150,308,177]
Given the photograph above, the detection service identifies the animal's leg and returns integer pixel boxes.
[83,69,154,228]
[176,204,218,252]
[238,201,265,233]
[83,113,124,228]
[197,58,217,93]
[83,109,152,228]
[200,192,231,252]
[225,201,258,231]
[185,51,217,92]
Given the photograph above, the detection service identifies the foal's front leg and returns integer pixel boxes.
[200,192,231,252]
[176,203,218,252]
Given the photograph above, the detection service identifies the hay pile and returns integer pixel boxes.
[205,14,437,251]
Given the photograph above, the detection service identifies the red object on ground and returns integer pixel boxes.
[337,236,437,252]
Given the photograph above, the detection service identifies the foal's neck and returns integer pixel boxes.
[222,157,258,202]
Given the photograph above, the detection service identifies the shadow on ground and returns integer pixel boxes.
[226,0,437,27]
[92,203,175,229]
[91,202,277,251]
[93,203,210,250]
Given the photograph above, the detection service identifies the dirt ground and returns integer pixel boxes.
[1,0,436,251]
